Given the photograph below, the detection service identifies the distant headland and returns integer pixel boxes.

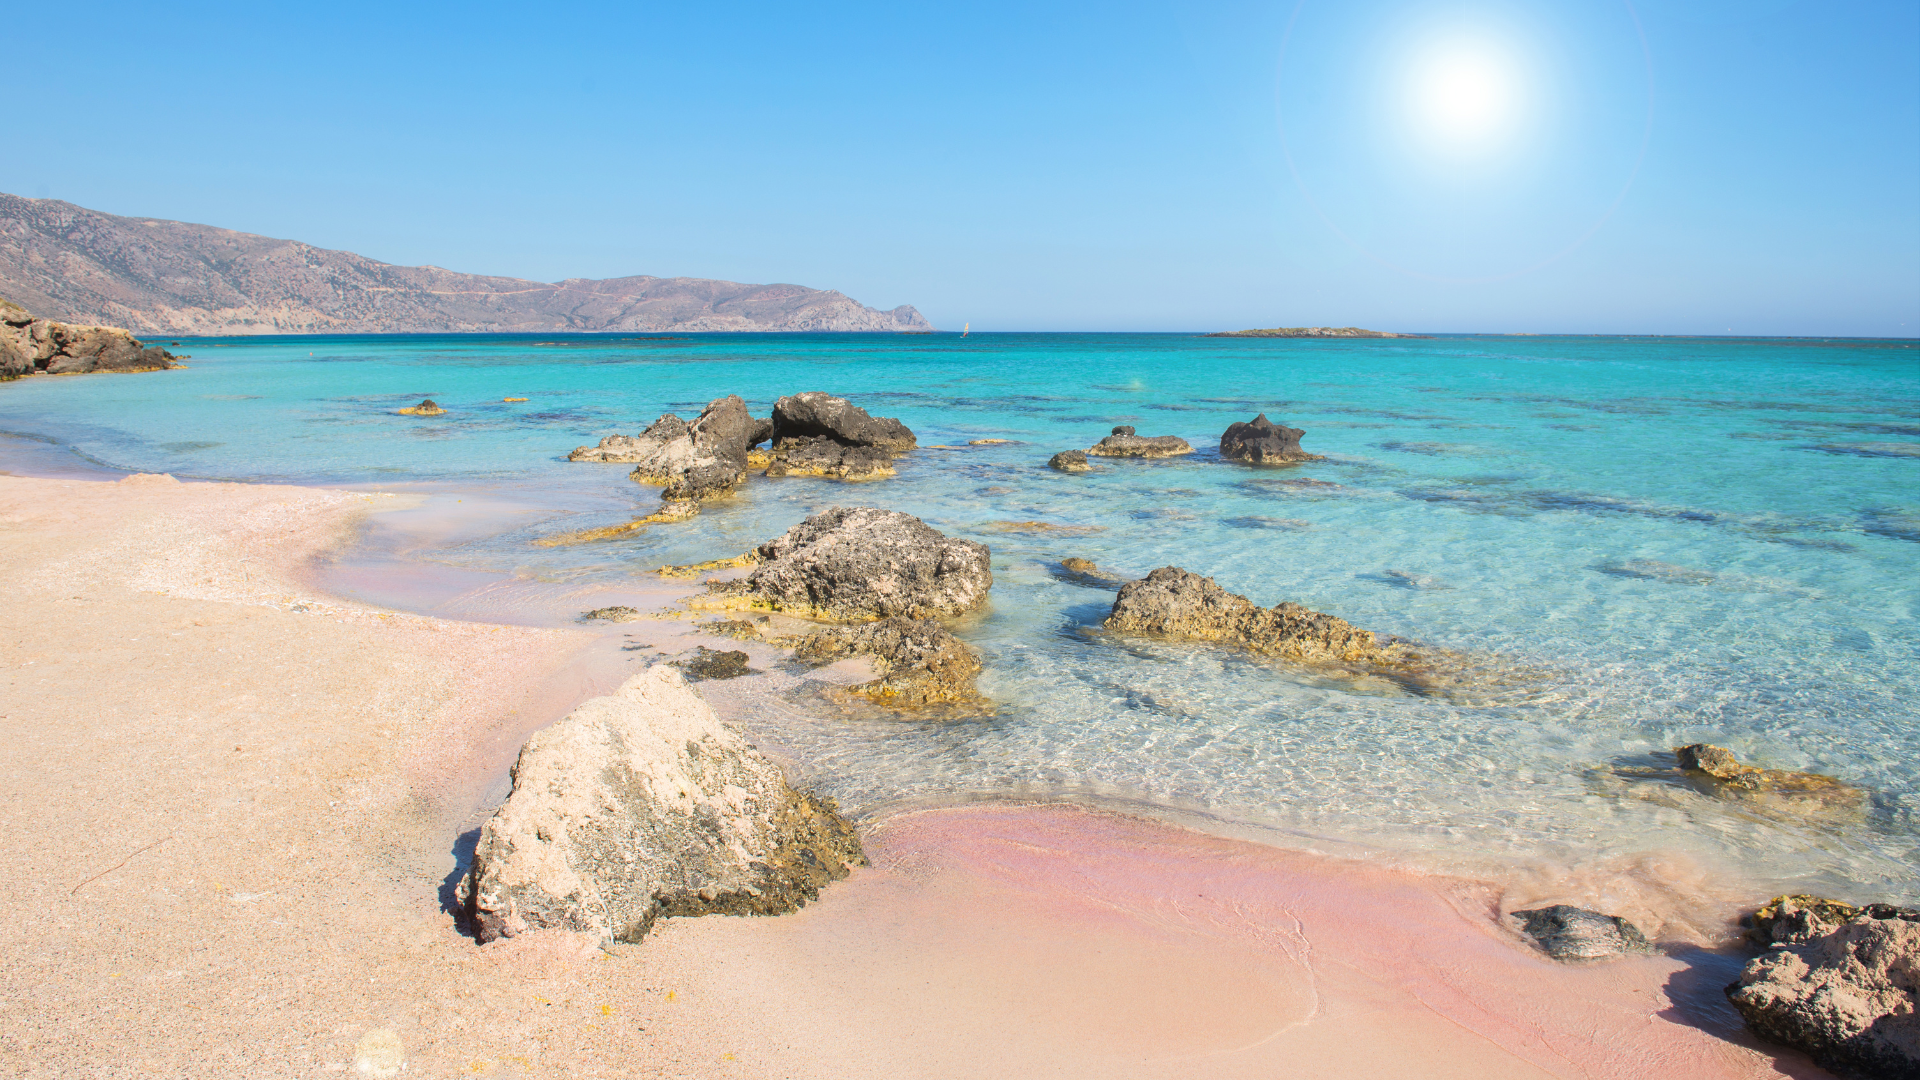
[0,193,932,336]
[1206,327,1427,338]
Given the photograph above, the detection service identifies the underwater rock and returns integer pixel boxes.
[1509,905,1652,961]
[461,666,863,943]
[580,606,643,622]
[536,500,699,546]
[698,506,992,621]
[396,399,445,416]
[1103,566,1397,665]
[762,435,896,479]
[672,647,754,680]
[1674,743,1864,811]
[1053,557,1126,589]
[1728,908,1920,1080]
[1049,449,1092,472]
[1597,559,1716,585]
[1219,413,1322,464]
[791,616,983,706]
[771,392,916,452]
[1086,425,1193,459]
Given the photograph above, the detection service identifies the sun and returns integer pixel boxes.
[1408,41,1520,148]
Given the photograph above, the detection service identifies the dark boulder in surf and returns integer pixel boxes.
[771,392,916,452]
[1509,905,1652,961]
[1219,413,1322,464]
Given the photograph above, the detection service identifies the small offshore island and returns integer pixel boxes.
[1206,326,1428,338]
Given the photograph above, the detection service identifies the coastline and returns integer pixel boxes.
[0,468,1835,1077]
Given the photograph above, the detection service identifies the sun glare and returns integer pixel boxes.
[1408,42,1519,148]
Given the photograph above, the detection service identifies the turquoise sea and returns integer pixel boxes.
[3,332,1916,906]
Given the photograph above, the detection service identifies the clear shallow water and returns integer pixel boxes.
[4,331,1917,904]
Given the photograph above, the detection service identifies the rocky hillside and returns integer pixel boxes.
[0,194,932,335]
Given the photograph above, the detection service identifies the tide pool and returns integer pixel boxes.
[4,331,1916,905]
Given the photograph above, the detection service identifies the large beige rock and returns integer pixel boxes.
[460,665,862,943]
[1728,910,1920,1079]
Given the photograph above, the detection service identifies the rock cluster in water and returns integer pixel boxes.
[700,506,992,622]
[1727,894,1920,1080]
[1085,425,1193,459]
[460,665,863,944]
[791,616,983,706]
[1219,413,1322,464]
[396,398,444,416]
[0,297,179,379]
[1103,566,1400,666]
[1510,905,1652,961]
[567,392,916,514]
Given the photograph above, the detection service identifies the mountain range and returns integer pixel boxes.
[0,194,931,335]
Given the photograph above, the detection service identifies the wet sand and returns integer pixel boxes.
[0,473,1831,1078]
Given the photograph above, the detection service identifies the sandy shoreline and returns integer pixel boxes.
[0,472,1830,1078]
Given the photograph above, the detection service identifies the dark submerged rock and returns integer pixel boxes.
[1048,449,1092,472]
[581,605,643,622]
[699,506,992,621]
[1052,557,1125,589]
[1728,907,1920,1080]
[791,616,983,706]
[1219,413,1322,464]
[673,647,754,680]
[1510,905,1652,961]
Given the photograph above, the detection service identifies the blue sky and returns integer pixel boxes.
[5,0,1915,334]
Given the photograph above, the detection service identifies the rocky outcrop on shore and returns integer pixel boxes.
[1220,414,1323,464]
[460,665,863,944]
[698,507,992,621]
[791,617,983,706]
[1086,426,1193,459]
[1727,896,1920,1080]
[0,296,178,379]
[1510,906,1652,961]
[764,393,916,479]
[1104,566,1400,666]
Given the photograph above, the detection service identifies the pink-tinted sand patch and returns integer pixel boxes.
[632,802,1830,1079]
